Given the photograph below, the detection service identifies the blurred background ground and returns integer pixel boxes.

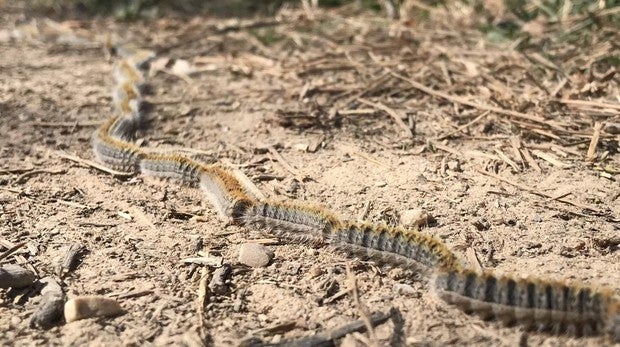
[0,0,619,346]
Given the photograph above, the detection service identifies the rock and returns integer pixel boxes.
[604,122,620,134]
[238,243,273,268]
[0,264,36,289]
[447,160,461,172]
[400,209,435,228]
[471,218,490,231]
[393,283,418,296]
[208,264,232,295]
[64,296,124,322]
[30,277,65,329]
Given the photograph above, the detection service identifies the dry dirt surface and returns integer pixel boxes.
[1,2,619,346]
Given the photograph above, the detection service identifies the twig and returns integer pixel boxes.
[32,121,101,128]
[493,149,520,172]
[276,311,392,347]
[56,243,85,279]
[346,263,379,347]
[266,146,307,182]
[531,150,572,169]
[357,98,413,138]
[0,167,34,175]
[54,151,133,178]
[465,247,483,273]
[433,143,463,157]
[433,111,490,140]
[585,122,604,162]
[15,168,67,184]
[0,242,27,262]
[556,99,620,112]
[523,148,543,172]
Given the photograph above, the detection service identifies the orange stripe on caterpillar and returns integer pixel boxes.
[92,116,144,173]
[433,268,620,340]
[113,59,145,86]
[138,153,255,221]
[112,81,141,116]
[112,44,155,69]
[329,221,462,270]
[199,166,256,222]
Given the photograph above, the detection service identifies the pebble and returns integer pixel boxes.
[30,277,65,329]
[64,296,124,322]
[604,122,620,134]
[393,283,418,296]
[238,243,273,268]
[0,264,36,289]
[447,159,462,172]
[209,264,231,295]
[400,209,435,228]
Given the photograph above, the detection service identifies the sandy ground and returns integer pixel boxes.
[1,3,619,346]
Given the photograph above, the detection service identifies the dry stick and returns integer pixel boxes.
[389,71,560,129]
[521,147,542,173]
[0,241,27,262]
[493,148,520,172]
[0,167,34,175]
[0,238,38,277]
[531,150,572,169]
[433,143,463,157]
[346,263,379,347]
[357,98,413,138]
[196,267,210,337]
[55,151,133,178]
[508,137,524,165]
[278,311,392,347]
[15,168,67,184]
[433,111,490,140]
[585,122,604,162]
[32,121,101,127]
[556,99,620,112]
[474,168,603,214]
[266,146,307,182]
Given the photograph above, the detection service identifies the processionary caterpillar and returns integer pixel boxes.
[433,268,620,340]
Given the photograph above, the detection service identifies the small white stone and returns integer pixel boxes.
[400,209,435,228]
[64,296,124,322]
[238,243,274,268]
[393,283,417,295]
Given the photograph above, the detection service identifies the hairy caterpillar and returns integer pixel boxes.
[329,221,462,271]
[242,201,341,240]
[92,116,144,173]
[433,268,620,340]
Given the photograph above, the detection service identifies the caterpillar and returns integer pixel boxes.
[88,37,619,342]
[433,268,620,341]
[242,201,341,239]
[329,221,462,271]
[92,116,145,173]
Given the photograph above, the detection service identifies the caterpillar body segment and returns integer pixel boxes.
[92,116,144,173]
[329,221,462,271]
[241,201,341,241]
[433,268,620,339]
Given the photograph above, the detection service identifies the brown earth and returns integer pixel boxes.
[1,3,619,346]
